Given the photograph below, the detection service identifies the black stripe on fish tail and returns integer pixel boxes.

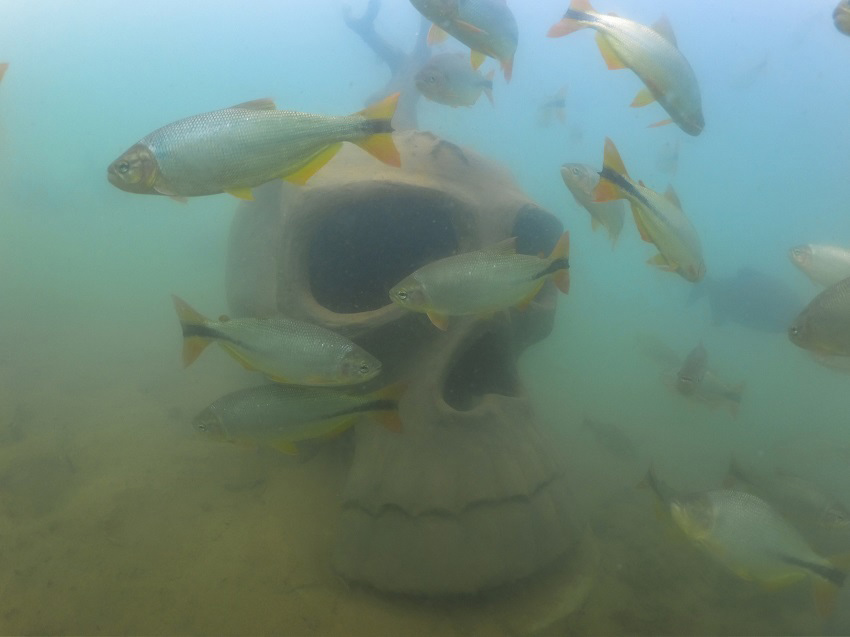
[598,166,654,210]
[776,553,847,587]
[360,118,394,135]
[564,8,599,24]
[181,323,222,341]
[533,257,569,280]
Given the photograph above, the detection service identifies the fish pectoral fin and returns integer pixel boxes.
[594,33,627,70]
[219,344,260,373]
[630,87,656,108]
[426,311,450,331]
[649,118,674,128]
[457,20,486,36]
[225,187,254,201]
[629,205,654,243]
[470,49,487,70]
[647,253,677,271]
[270,439,299,456]
[283,143,343,186]
[170,195,188,203]
[428,24,448,45]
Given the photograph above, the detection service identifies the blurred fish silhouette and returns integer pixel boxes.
[537,86,567,127]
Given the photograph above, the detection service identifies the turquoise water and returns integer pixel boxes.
[1,0,849,634]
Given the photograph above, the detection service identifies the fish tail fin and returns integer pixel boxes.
[370,382,406,433]
[547,231,571,294]
[548,0,596,37]
[483,70,495,106]
[594,137,627,202]
[171,295,212,368]
[353,93,401,167]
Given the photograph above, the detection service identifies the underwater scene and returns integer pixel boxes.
[2,0,850,634]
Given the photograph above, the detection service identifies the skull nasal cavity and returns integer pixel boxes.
[308,188,459,313]
[444,331,519,411]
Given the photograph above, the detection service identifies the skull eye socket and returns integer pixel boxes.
[307,187,459,314]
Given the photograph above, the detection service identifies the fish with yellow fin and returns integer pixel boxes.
[193,382,403,455]
[409,0,518,81]
[560,162,625,247]
[172,295,381,386]
[595,138,705,282]
[548,0,704,135]
[389,232,570,330]
[642,466,850,616]
[108,94,400,201]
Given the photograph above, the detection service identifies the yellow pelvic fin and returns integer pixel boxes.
[172,295,212,367]
[428,24,448,45]
[470,49,486,70]
[283,143,342,186]
[647,253,677,271]
[225,187,254,201]
[231,98,276,110]
[516,280,546,311]
[595,33,626,70]
[427,311,449,331]
[651,16,678,47]
[649,118,674,128]
[631,87,656,108]
[548,230,571,294]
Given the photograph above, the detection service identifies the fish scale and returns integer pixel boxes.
[144,108,378,196]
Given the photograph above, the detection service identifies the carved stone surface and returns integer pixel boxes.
[226,130,581,596]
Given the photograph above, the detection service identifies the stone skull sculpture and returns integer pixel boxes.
[225,130,580,596]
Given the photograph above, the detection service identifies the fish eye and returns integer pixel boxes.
[396,290,408,301]
[197,422,207,432]
[789,326,799,336]
[117,161,130,174]
[358,363,371,375]
[571,167,581,176]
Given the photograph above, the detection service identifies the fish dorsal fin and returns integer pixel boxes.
[482,237,517,255]
[652,16,678,47]
[231,98,277,110]
[664,185,682,208]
